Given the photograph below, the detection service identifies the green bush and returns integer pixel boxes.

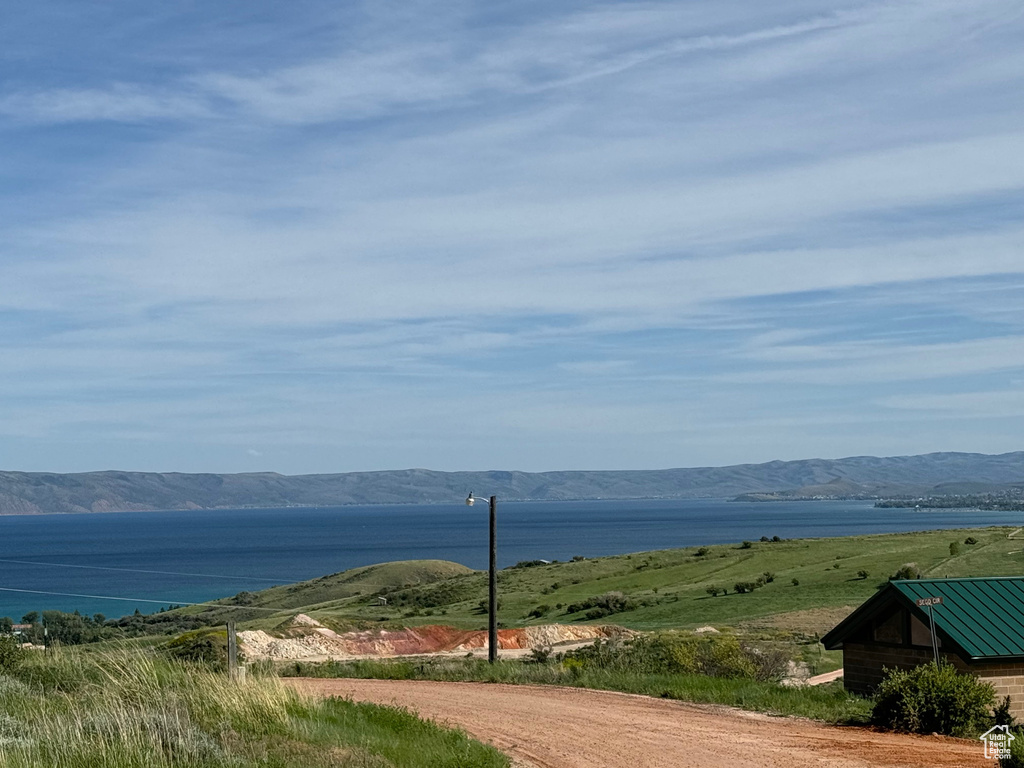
[733,581,759,594]
[890,563,922,580]
[740,541,753,549]
[872,662,995,737]
[565,592,641,619]
[950,541,962,556]
[1000,727,1024,767]
[965,536,979,545]
[0,635,25,673]
[163,629,234,668]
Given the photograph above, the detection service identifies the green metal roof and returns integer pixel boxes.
[822,577,1024,660]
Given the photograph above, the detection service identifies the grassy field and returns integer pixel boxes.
[189,525,1022,639]
[0,643,508,768]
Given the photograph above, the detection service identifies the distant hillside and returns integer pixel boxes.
[1,451,1022,514]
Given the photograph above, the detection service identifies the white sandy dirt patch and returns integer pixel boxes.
[239,615,628,661]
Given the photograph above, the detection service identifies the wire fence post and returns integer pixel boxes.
[227,621,239,680]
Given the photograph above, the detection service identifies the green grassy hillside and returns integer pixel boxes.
[177,526,1023,638]
[173,560,472,629]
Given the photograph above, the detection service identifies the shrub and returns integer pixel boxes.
[527,605,551,619]
[733,581,759,594]
[565,592,640,619]
[994,695,1016,727]
[475,598,503,614]
[872,663,995,737]
[163,629,233,667]
[761,571,775,584]
[695,547,710,557]
[571,555,586,562]
[760,536,770,543]
[965,536,979,545]
[949,541,962,556]
[891,563,922,581]
[740,541,753,550]
[0,635,24,673]
[791,578,799,586]
[705,586,720,597]
[857,569,869,580]
[771,535,782,542]
[529,645,552,664]
[1001,732,1024,768]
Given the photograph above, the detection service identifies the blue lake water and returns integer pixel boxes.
[0,499,1020,620]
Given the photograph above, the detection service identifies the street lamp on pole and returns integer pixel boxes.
[466,492,498,663]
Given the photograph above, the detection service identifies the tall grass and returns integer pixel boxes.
[0,645,508,768]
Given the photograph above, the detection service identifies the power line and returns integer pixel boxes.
[0,586,198,606]
[0,586,302,614]
[0,558,289,583]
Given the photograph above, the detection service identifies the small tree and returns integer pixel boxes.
[891,563,922,581]
[705,586,720,597]
[949,541,962,556]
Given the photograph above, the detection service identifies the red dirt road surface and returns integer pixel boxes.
[288,679,987,768]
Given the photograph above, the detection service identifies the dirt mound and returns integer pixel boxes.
[239,622,629,661]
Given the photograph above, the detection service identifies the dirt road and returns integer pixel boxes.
[288,679,987,768]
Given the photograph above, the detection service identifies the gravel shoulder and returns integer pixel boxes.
[288,678,987,768]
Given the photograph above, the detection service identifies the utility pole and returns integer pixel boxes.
[488,494,498,664]
[466,492,500,663]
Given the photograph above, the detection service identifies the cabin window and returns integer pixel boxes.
[910,614,941,648]
[873,608,904,644]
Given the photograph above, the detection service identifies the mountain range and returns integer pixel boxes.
[1,451,1022,515]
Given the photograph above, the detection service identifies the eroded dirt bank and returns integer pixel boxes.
[241,617,628,660]
[289,678,988,768]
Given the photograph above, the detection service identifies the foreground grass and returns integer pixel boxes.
[281,657,873,726]
[0,646,508,768]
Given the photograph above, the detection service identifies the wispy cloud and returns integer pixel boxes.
[1,0,1023,472]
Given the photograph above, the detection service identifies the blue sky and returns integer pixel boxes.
[2,0,1023,474]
